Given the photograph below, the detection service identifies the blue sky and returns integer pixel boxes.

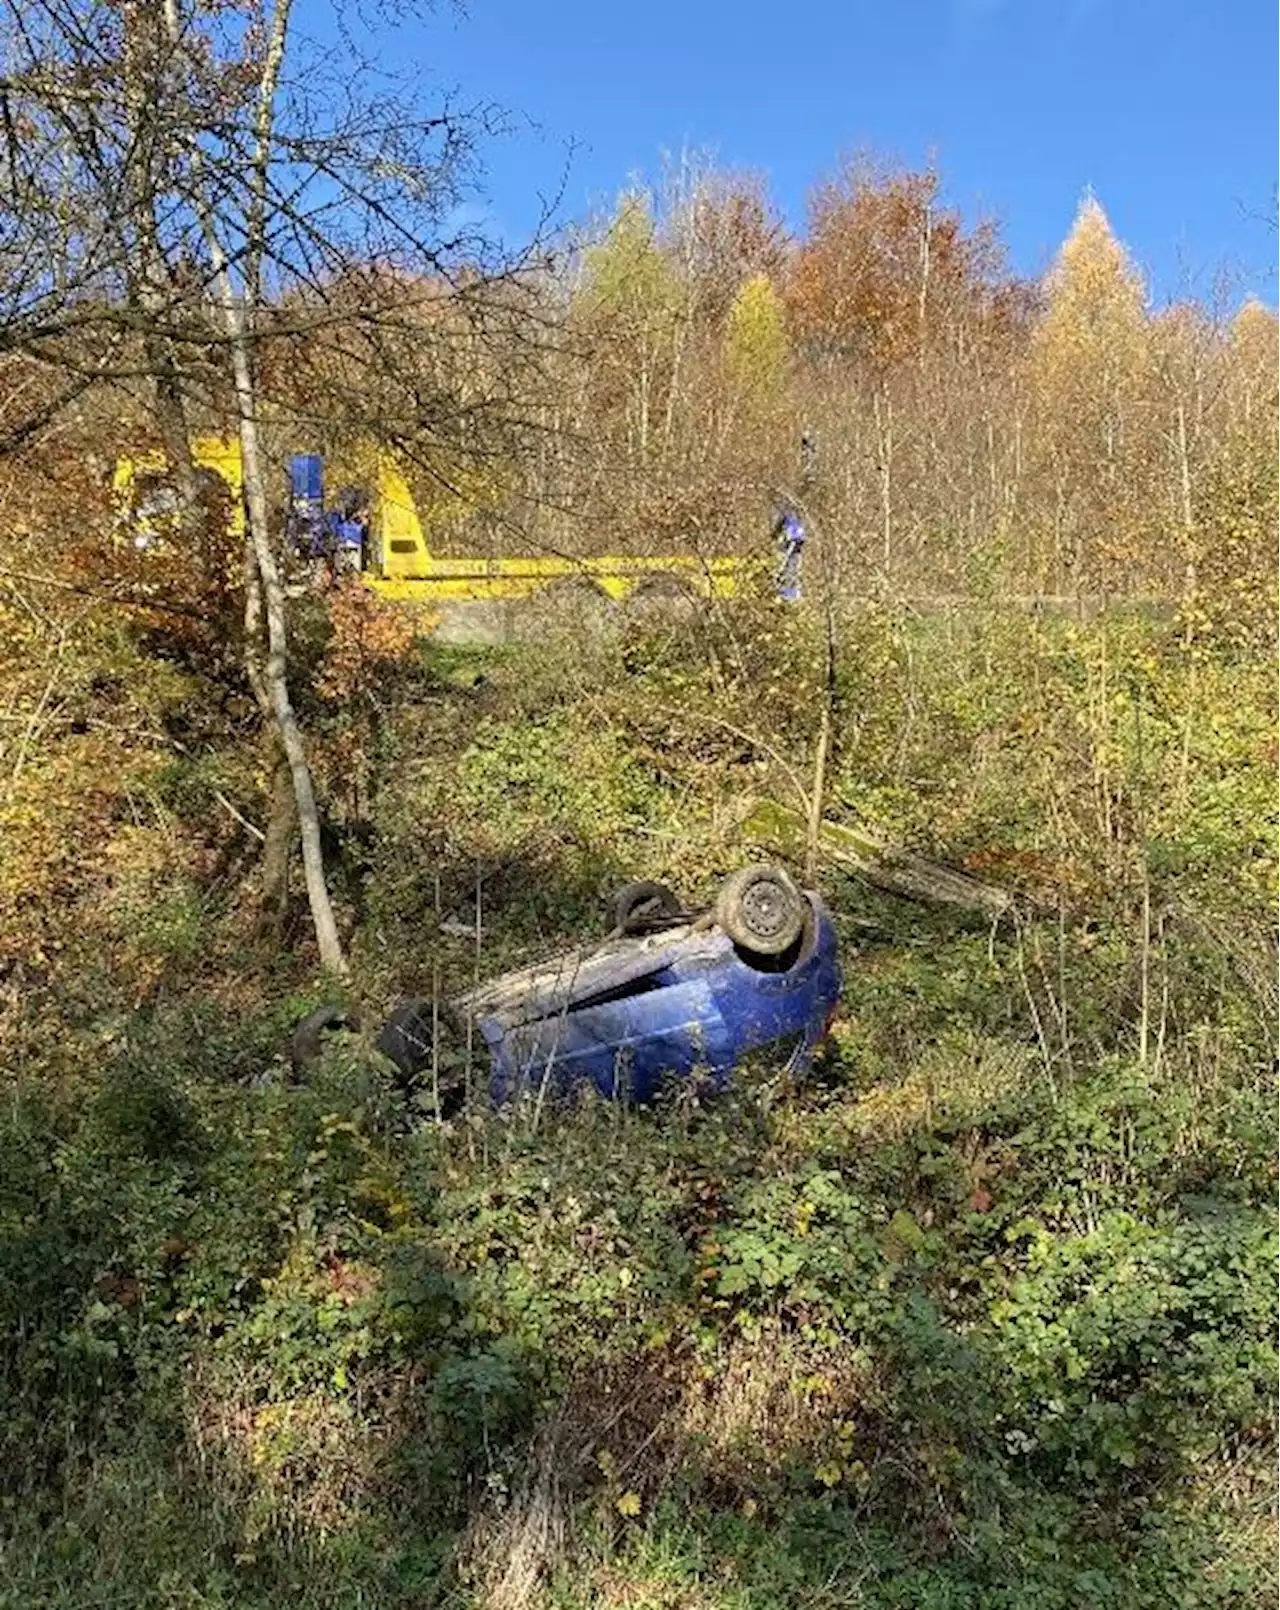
[309,0,1277,306]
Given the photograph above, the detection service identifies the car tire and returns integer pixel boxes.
[611,879,683,935]
[376,999,434,1080]
[715,864,806,957]
[291,1003,358,1074]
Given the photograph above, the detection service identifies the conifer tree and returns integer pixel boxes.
[1027,195,1154,589]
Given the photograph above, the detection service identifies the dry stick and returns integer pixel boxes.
[465,862,483,1158]
[805,579,839,885]
[1030,924,1071,1072]
[5,657,64,801]
[212,790,265,843]
[1138,879,1152,1070]
[805,704,831,886]
[779,466,839,888]
[1152,907,1171,1081]
[1057,895,1072,1079]
[1014,910,1058,1102]
[1134,691,1151,1070]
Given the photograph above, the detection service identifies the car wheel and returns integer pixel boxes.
[291,1003,359,1074]
[715,864,806,957]
[376,999,434,1080]
[611,879,683,935]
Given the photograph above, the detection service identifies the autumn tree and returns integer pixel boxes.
[657,157,788,328]
[575,193,682,471]
[1149,303,1216,539]
[783,159,1028,587]
[0,0,534,972]
[1223,297,1280,437]
[1025,195,1154,592]
[724,273,789,408]
[787,159,1007,373]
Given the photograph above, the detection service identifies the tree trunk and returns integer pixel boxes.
[743,798,1028,920]
[228,304,347,974]
[145,344,207,559]
[257,744,296,931]
[162,0,345,975]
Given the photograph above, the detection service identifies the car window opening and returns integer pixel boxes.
[521,970,670,1023]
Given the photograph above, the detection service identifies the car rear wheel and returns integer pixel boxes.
[611,879,683,935]
[376,999,434,1080]
[715,864,806,957]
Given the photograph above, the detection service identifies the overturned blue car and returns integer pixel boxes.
[377,864,842,1106]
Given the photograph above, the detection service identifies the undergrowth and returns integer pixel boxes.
[0,602,1275,1609]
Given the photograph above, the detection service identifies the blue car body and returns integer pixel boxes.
[453,893,842,1104]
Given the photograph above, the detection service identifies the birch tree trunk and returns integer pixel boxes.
[226,303,345,972]
[162,0,347,973]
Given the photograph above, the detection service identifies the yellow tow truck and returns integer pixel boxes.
[114,437,750,625]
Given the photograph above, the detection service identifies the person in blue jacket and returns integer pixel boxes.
[773,507,807,602]
[322,487,370,574]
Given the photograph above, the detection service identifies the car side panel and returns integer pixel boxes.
[485,975,734,1103]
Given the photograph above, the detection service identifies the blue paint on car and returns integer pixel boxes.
[455,892,842,1105]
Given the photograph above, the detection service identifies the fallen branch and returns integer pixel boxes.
[213,789,265,842]
[741,798,1027,920]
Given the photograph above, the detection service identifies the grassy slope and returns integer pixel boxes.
[0,603,1275,1610]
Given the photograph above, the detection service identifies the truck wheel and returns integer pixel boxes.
[715,864,806,957]
[611,880,682,935]
[523,578,618,642]
[625,574,699,625]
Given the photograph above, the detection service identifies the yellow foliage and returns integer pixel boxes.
[1031,194,1150,414]
[580,193,679,326]
[725,273,788,401]
[1023,194,1162,583]
[1226,298,1280,434]
[1229,296,1279,366]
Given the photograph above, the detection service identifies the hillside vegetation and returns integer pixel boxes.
[1,582,1275,1608]
[0,12,1276,1603]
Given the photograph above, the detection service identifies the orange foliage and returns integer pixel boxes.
[667,177,789,323]
[786,162,1017,370]
[313,576,419,701]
